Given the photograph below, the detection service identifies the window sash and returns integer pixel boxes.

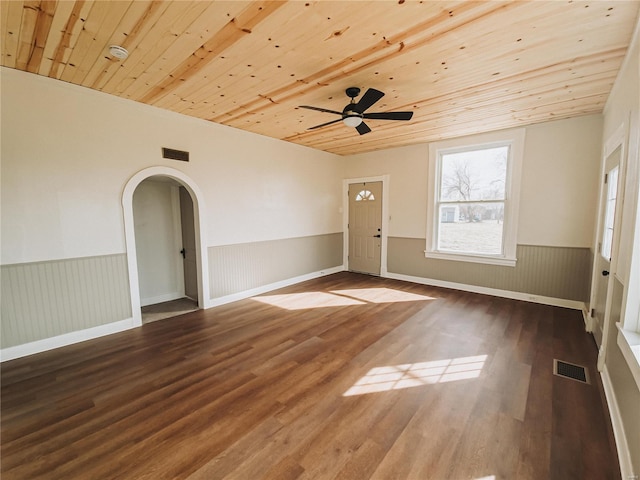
[426,129,525,267]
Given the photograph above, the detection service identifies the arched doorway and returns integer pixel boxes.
[123,167,209,327]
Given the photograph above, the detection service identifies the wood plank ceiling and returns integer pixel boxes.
[2,1,639,156]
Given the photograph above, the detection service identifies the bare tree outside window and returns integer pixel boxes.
[437,146,508,255]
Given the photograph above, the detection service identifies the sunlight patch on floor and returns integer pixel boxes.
[252,291,365,310]
[330,287,436,303]
[252,287,436,310]
[343,355,487,396]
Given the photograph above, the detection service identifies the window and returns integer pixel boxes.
[426,129,525,266]
[601,165,619,260]
[355,190,375,201]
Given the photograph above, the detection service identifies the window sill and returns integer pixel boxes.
[616,322,640,391]
[424,250,516,267]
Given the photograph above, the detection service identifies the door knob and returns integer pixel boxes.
[373,234,381,238]
[602,270,610,276]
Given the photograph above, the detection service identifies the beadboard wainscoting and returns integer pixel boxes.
[209,233,343,299]
[388,238,591,303]
[1,254,132,349]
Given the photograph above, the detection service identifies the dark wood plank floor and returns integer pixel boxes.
[1,272,620,480]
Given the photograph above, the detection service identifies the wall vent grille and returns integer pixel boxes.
[162,148,189,162]
[553,359,590,384]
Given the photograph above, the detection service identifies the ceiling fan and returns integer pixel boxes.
[299,87,414,135]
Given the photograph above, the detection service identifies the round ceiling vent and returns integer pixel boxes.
[109,45,129,60]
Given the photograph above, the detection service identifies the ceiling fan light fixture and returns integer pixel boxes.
[343,115,363,127]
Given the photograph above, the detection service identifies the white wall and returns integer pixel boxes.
[133,180,183,305]
[343,115,602,248]
[0,67,343,266]
[599,16,640,477]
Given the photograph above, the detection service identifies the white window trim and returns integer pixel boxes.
[426,128,525,267]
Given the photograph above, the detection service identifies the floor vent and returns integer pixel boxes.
[553,359,590,384]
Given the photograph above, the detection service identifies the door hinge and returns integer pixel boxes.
[604,173,608,184]
[597,242,601,253]
[590,308,595,317]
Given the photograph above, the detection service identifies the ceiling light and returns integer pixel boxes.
[109,45,129,60]
[343,115,363,127]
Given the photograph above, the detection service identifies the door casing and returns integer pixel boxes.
[123,166,210,327]
[588,123,628,371]
[342,175,390,276]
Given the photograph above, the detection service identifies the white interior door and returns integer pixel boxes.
[592,145,621,347]
[349,181,382,275]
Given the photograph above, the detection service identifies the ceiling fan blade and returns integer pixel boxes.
[308,118,343,130]
[299,105,343,115]
[354,88,384,113]
[363,111,414,121]
[356,122,371,135]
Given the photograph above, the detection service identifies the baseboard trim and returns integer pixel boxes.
[209,265,346,308]
[601,366,634,480]
[0,318,135,362]
[583,307,593,332]
[0,267,347,362]
[385,272,586,311]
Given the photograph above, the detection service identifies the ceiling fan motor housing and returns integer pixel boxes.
[345,87,361,99]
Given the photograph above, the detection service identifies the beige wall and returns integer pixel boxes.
[209,233,343,299]
[344,115,602,248]
[343,115,602,304]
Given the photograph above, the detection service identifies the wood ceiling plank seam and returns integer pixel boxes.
[221,4,635,130]
[81,1,157,89]
[38,0,76,76]
[155,29,294,113]
[91,1,172,91]
[48,0,94,79]
[57,1,123,82]
[102,1,209,95]
[311,44,626,118]
[1,1,25,69]
[14,1,40,71]
[323,24,633,105]
[67,1,133,85]
[169,1,448,116]
[161,6,328,115]
[1,1,10,49]
[395,91,610,136]
[26,0,57,73]
[138,1,286,105]
[403,69,621,121]
[113,1,242,99]
[57,0,112,81]
[370,48,627,117]
[211,2,520,123]
[243,67,616,143]
[210,2,515,124]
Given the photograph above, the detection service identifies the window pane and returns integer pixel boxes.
[440,146,508,202]
[601,165,619,260]
[438,202,504,255]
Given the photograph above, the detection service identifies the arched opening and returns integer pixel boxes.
[123,167,209,327]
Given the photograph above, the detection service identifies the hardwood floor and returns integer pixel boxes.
[1,273,620,480]
[141,297,199,324]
